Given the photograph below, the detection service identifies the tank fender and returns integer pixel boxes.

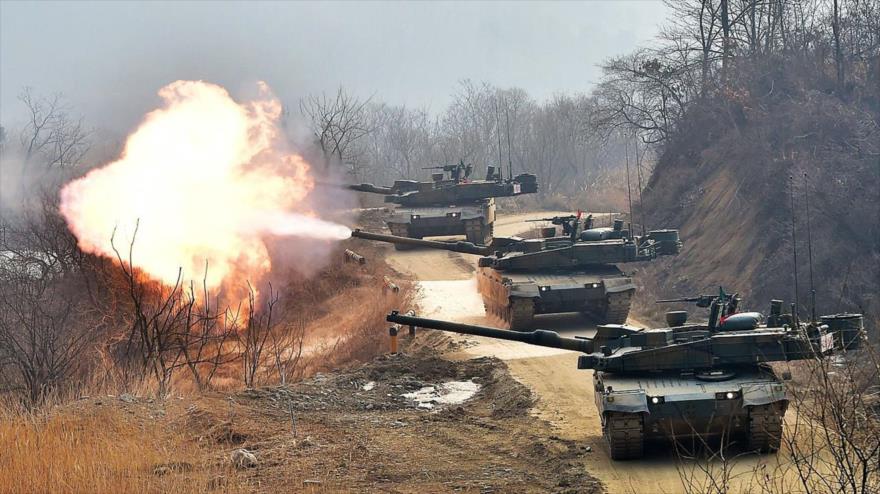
[598,390,649,414]
[508,284,541,298]
[604,278,636,294]
[741,382,789,407]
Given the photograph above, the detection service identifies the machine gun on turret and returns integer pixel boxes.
[657,288,743,330]
[657,294,726,308]
[525,214,579,226]
[422,160,473,182]
[526,214,587,238]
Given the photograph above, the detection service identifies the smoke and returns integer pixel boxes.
[59,80,351,291]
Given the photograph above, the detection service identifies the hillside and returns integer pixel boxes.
[633,60,879,325]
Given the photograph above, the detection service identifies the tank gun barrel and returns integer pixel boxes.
[656,295,716,305]
[346,183,395,194]
[386,312,594,353]
[352,229,492,255]
[316,181,395,195]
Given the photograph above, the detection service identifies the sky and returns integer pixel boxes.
[0,0,668,134]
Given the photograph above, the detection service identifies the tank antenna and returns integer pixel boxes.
[803,172,817,322]
[836,260,852,313]
[504,98,513,181]
[624,134,635,235]
[494,96,504,182]
[789,175,800,322]
[634,133,647,236]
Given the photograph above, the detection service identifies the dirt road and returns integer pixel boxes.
[385,212,784,494]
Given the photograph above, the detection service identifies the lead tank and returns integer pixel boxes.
[387,293,865,460]
[346,162,537,245]
[352,214,681,328]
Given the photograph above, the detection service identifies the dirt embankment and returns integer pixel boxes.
[634,90,879,326]
[3,346,601,494]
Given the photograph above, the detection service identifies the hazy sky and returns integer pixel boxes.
[1,1,668,133]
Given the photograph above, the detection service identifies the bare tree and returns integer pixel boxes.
[594,50,691,144]
[18,88,90,170]
[0,203,104,405]
[299,87,374,177]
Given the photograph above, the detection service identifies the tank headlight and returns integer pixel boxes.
[649,396,665,404]
[715,391,740,400]
[592,283,600,288]
[411,214,421,219]
[540,286,550,291]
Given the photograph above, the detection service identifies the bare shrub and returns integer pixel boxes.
[673,343,880,494]
[238,283,280,388]
[268,316,306,385]
[782,347,880,494]
[111,227,239,397]
[0,199,108,406]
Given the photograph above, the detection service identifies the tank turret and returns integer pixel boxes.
[387,306,861,373]
[338,163,537,207]
[351,227,680,268]
[351,218,681,328]
[334,163,538,245]
[387,293,865,460]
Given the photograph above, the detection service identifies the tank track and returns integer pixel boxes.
[605,412,644,460]
[482,296,534,331]
[507,298,535,331]
[601,291,633,324]
[465,221,493,245]
[747,403,784,453]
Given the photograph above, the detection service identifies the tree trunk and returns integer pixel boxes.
[720,0,731,80]
[832,0,844,88]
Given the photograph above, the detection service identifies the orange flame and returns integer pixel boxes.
[60,80,349,291]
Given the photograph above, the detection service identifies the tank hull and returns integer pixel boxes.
[477,266,636,329]
[594,367,789,459]
[386,199,495,247]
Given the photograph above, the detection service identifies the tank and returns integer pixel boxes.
[351,214,682,328]
[344,162,537,245]
[386,292,864,460]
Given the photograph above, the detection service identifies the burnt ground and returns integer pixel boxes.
[61,343,602,493]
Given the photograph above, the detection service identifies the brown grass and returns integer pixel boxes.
[0,405,232,493]
[0,237,414,493]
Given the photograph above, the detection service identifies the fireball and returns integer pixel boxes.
[60,80,349,291]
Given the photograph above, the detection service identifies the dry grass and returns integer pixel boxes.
[0,405,226,493]
[0,239,414,493]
